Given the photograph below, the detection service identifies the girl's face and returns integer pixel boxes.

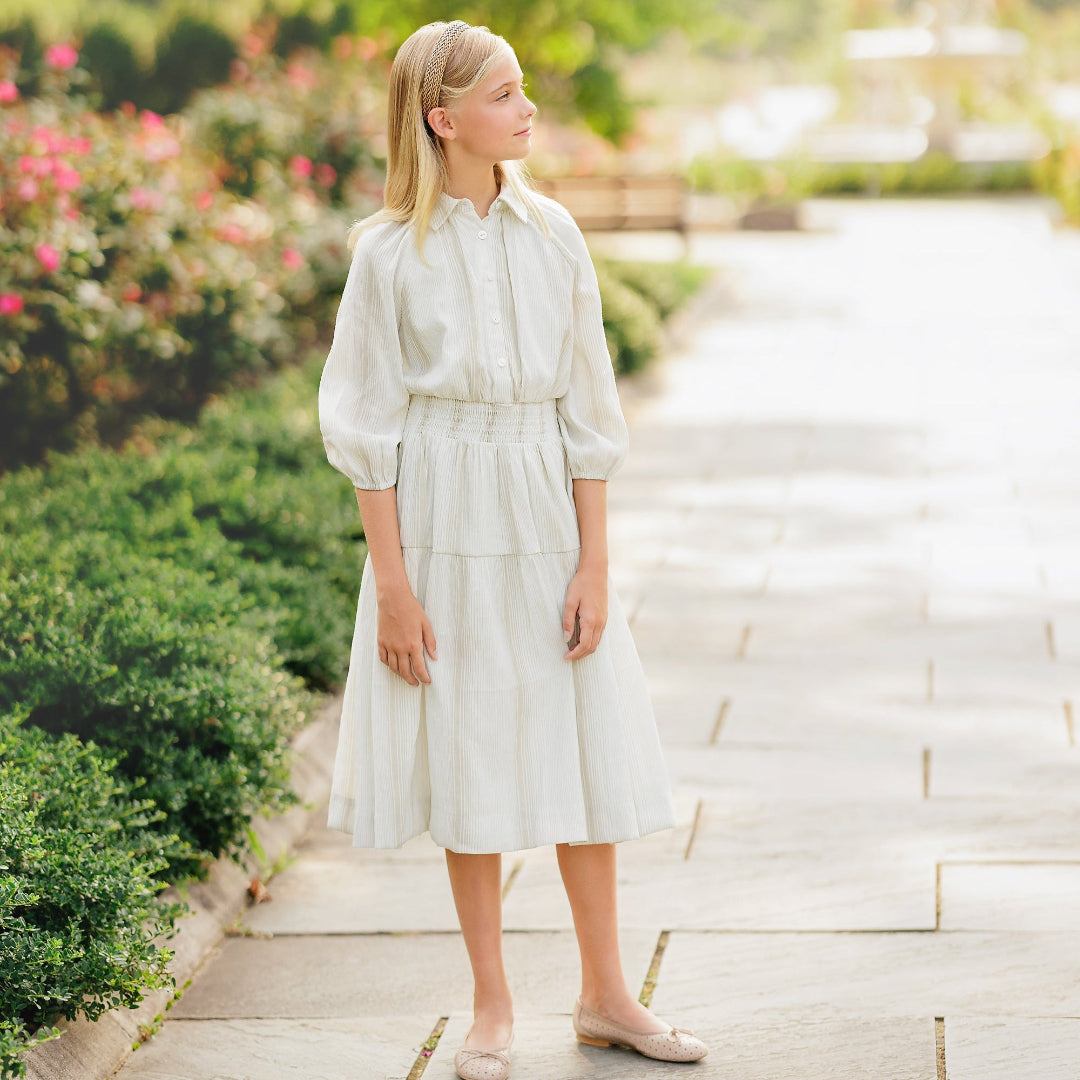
[439,53,536,162]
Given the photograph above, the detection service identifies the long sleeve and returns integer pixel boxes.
[554,215,630,482]
[318,225,410,490]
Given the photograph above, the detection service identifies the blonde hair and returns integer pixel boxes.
[345,20,552,264]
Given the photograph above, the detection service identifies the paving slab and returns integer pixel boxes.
[939,863,1080,931]
[946,1017,1080,1080]
[651,930,1080,1017]
[169,929,660,1021]
[117,1017,430,1080]
[425,1009,938,1080]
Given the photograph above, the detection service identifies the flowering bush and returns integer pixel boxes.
[0,37,385,469]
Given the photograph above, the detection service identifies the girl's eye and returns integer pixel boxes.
[498,82,527,101]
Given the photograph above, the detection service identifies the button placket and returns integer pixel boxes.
[480,215,512,395]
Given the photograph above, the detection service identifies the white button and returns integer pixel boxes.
[497,357,507,367]
[492,314,500,323]
[477,230,487,239]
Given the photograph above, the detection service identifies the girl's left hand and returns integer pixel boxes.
[563,564,608,660]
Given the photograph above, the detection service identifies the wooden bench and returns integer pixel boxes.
[532,175,690,246]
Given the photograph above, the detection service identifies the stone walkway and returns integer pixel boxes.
[115,196,1080,1080]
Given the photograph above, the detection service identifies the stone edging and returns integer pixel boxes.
[22,694,342,1080]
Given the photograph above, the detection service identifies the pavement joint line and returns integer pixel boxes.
[1066,700,1076,746]
[406,1014,449,1079]
[772,517,786,544]
[1046,619,1057,659]
[1038,562,1048,591]
[501,856,526,901]
[709,698,730,745]
[922,747,931,799]
[935,863,942,931]
[941,858,1080,867]
[638,930,670,1008]
[683,798,704,861]
[935,1016,948,1080]
[736,624,752,660]
[758,566,771,597]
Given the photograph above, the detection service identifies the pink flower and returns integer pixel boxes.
[240,32,265,59]
[217,222,247,244]
[45,43,79,70]
[140,110,164,128]
[130,186,162,211]
[16,177,39,200]
[286,62,317,93]
[195,189,214,211]
[314,162,337,187]
[71,136,92,155]
[54,165,81,192]
[122,283,142,302]
[289,154,313,179]
[0,81,18,103]
[36,244,61,272]
[0,293,24,315]
[281,247,305,270]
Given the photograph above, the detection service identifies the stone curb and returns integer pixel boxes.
[22,694,342,1080]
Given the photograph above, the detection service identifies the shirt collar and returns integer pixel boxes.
[430,184,530,230]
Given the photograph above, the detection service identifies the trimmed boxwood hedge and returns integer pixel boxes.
[0,711,190,1075]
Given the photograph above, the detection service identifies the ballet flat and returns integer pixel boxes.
[572,996,708,1062]
[454,1026,514,1080]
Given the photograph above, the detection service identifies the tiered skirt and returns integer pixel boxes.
[326,393,677,853]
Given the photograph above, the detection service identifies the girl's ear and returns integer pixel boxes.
[428,107,455,140]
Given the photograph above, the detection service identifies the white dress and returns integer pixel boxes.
[318,183,677,853]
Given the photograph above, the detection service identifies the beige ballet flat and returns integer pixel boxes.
[454,1026,514,1080]
[572,996,708,1062]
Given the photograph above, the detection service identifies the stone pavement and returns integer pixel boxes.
[114,195,1080,1080]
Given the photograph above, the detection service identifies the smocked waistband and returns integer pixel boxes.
[403,394,561,443]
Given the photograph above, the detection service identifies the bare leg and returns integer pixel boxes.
[444,849,515,1049]
[555,842,669,1032]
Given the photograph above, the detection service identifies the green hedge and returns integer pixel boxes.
[599,256,711,374]
[0,712,190,1076]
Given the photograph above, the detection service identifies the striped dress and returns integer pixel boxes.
[317,184,677,853]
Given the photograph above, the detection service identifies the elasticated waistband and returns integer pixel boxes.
[402,394,561,443]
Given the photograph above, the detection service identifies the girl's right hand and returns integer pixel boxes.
[376,583,437,685]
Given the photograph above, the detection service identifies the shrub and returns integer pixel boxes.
[605,258,712,320]
[0,358,362,689]
[0,46,373,470]
[0,711,190,1075]
[0,531,314,882]
[595,259,663,375]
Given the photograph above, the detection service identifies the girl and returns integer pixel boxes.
[318,19,708,1079]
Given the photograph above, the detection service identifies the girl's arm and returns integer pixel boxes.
[563,479,609,660]
[355,486,436,687]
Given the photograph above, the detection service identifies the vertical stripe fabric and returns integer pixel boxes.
[319,186,677,853]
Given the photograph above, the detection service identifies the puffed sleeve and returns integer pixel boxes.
[318,224,410,490]
[554,211,630,481]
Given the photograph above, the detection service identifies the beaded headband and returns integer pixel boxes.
[421,20,471,131]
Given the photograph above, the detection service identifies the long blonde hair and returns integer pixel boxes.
[345,20,552,263]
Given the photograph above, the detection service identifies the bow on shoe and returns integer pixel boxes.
[457,1048,511,1064]
[669,1026,697,1038]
